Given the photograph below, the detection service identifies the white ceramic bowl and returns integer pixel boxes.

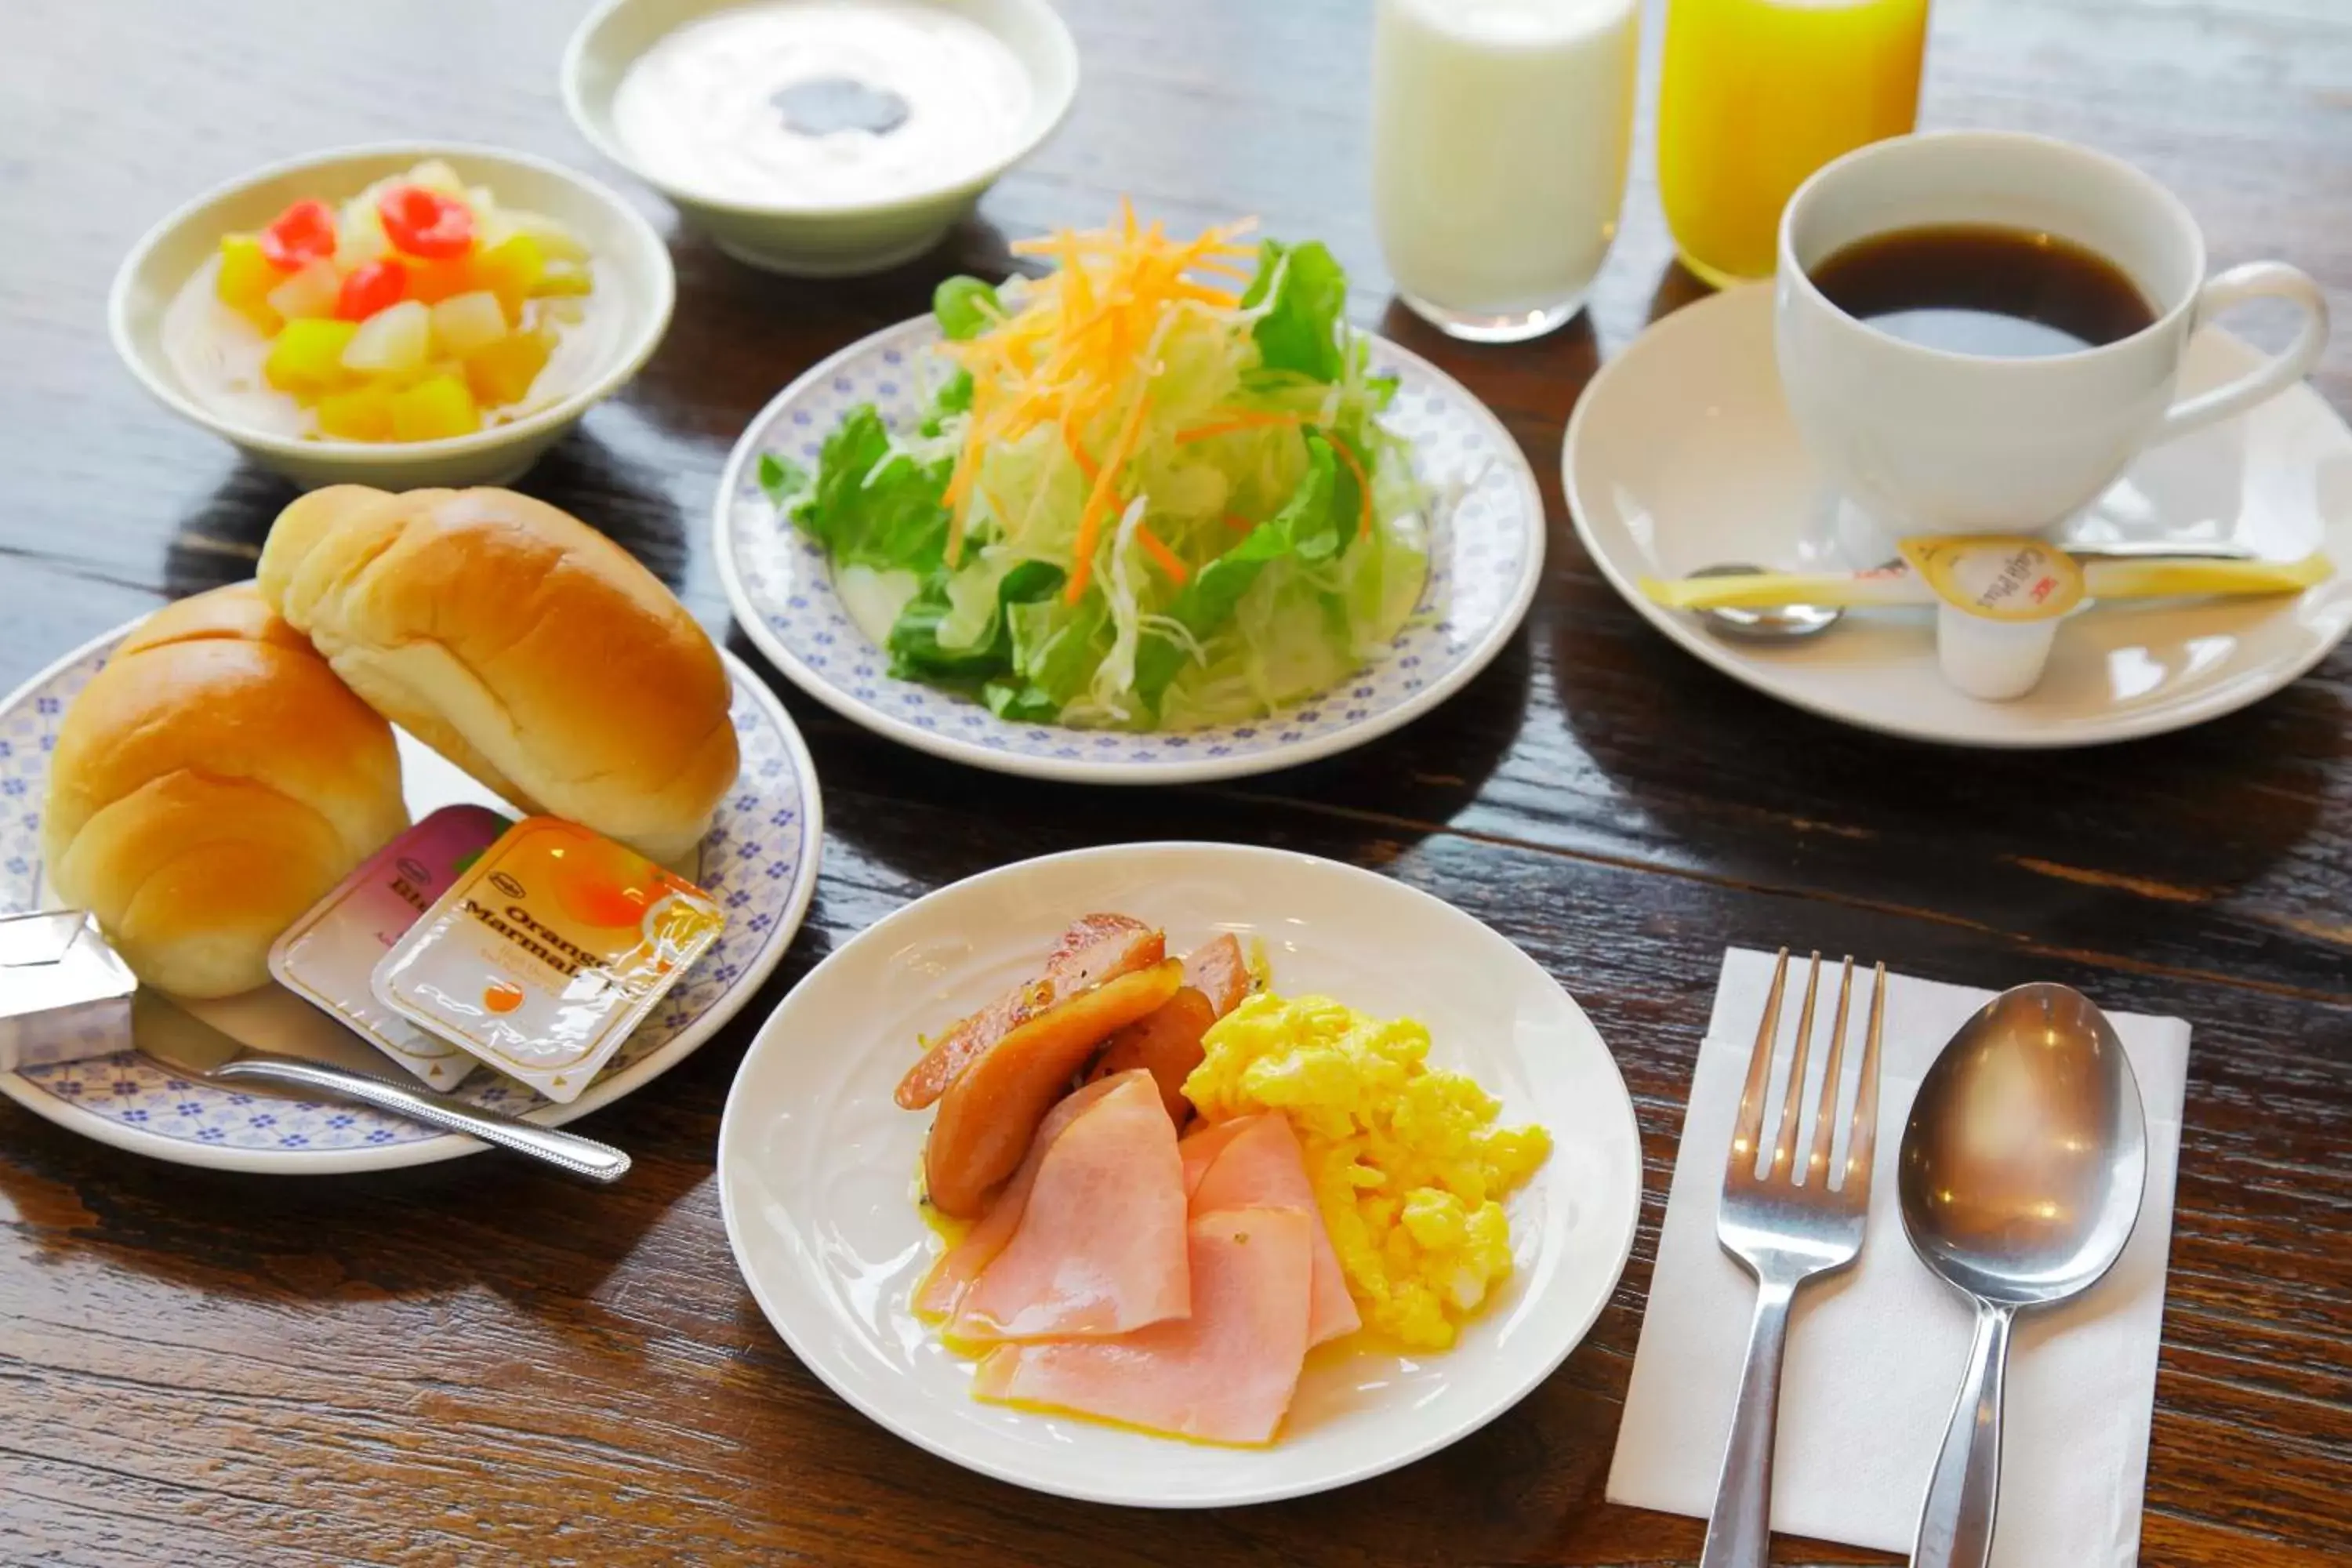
[562,0,1080,278]
[109,143,675,491]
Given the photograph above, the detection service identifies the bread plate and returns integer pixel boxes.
[715,842,1642,1505]
[0,603,822,1174]
[713,316,1544,784]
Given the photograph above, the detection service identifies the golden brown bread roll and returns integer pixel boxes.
[42,584,409,998]
[257,485,739,862]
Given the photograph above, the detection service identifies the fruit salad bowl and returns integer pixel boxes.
[109,142,674,490]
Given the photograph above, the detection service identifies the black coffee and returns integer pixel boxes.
[1808,223,2158,358]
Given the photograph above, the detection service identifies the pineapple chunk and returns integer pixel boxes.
[430,291,510,358]
[317,383,394,441]
[341,299,432,376]
[499,209,590,263]
[403,159,469,197]
[469,234,544,318]
[464,328,554,407]
[533,257,594,298]
[265,257,341,322]
[264,318,360,394]
[215,234,283,332]
[389,374,481,441]
[339,198,391,266]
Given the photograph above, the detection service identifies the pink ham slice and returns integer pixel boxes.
[971,1206,1313,1446]
[916,1076,1124,1321]
[1187,1112,1362,1347]
[949,1072,1189,1342]
[1177,1116,1254,1201]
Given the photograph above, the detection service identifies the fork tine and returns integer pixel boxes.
[1769,954,1822,1181]
[1727,949,1789,1185]
[1844,963,1889,1194]
[1807,957,1855,1187]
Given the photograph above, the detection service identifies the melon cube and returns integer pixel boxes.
[264,318,359,394]
[265,257,342,322]
[388,373,481,441]
[341,299,432,376]
[430,290,510,358]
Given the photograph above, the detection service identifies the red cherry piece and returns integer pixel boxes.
[335,259,408,321]
[378,185,475,260]
[260,199,339,270]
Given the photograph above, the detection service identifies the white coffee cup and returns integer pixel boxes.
[1774,130,2329,538]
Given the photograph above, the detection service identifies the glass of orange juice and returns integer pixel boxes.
[1657,0,1931,289]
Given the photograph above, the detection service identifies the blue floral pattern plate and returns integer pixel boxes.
[713,317,1544,782]
[0,615,823,1174]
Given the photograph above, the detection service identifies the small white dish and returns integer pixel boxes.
[0,607,821,1174]
[714,316,1547,783]
[563,0,1078,278]
[1564,284,2352,747]
[715,840,1642,1507]
[109,143,675,491]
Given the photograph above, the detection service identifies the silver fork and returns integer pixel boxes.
[1700,950,1887,1568]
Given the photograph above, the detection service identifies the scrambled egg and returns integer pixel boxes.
[1183,993,1552,1350]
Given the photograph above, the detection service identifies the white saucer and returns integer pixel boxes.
[714,842,1642,1506]
[1563,284,2352,747]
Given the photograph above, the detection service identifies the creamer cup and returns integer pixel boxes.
[1900,535,2085,700]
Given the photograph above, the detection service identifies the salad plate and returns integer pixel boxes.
[1565,283,2352,747]
[0,614,822,1174]
[714,315,1544,784]
[715,841,1642,1506]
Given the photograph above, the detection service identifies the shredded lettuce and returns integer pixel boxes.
[779,214,1432,729]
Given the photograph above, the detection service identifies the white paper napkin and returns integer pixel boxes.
[1608,948,2188,1566]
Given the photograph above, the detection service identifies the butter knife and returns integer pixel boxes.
[133,990,631,1184]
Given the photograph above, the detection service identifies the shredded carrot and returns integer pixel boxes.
[1135,524,1189,583]
[1322,428,1376,541]
[1174,410,1307,445]
[1064,388,1154,604]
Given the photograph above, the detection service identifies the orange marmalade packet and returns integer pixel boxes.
[368,817,724,1102]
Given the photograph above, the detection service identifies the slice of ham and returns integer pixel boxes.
[1188,1112,1361,1347]
[971,1207,1313,1446]
[897,915,1165,1109]
[1177,1116,1254,1200]
[1185,933,1253,1018]
[916,1076,1123,1321]
[949,1072,1189,1342]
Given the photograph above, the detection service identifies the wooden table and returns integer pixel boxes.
[4,1,2348,1562]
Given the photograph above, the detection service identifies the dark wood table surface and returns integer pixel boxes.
[5,1,2349,1563]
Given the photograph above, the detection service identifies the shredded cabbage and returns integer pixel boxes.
[777,209,1432,731]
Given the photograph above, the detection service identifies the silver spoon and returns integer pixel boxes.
[1898,983,2147,1568]
[1688,540,2256,644]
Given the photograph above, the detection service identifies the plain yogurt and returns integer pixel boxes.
[612,0,1034,209]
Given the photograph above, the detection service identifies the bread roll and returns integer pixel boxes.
[258,486,739,862]
[42,585,409,998]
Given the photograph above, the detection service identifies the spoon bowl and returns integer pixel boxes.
[1898,982,2148,1567]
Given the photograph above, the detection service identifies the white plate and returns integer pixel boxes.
[715,842,1642,1507]
[713,317,1545,782]
[0,611,822,1174]
[1563,283,2352,747]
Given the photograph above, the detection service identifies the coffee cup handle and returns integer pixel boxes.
[2158,261,2331,443]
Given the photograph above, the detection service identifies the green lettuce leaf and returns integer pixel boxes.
[1134,437,1342,703]
[886,558,1064,681]
[757,452,811,510]
[793,405,952,573]
[1240,240,1348,383]
[934,277,1002,341]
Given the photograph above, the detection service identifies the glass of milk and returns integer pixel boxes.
[1372,0,1640,342]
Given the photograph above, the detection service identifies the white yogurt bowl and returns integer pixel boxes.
[563,0,1079,278]
[109,143,674,492]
